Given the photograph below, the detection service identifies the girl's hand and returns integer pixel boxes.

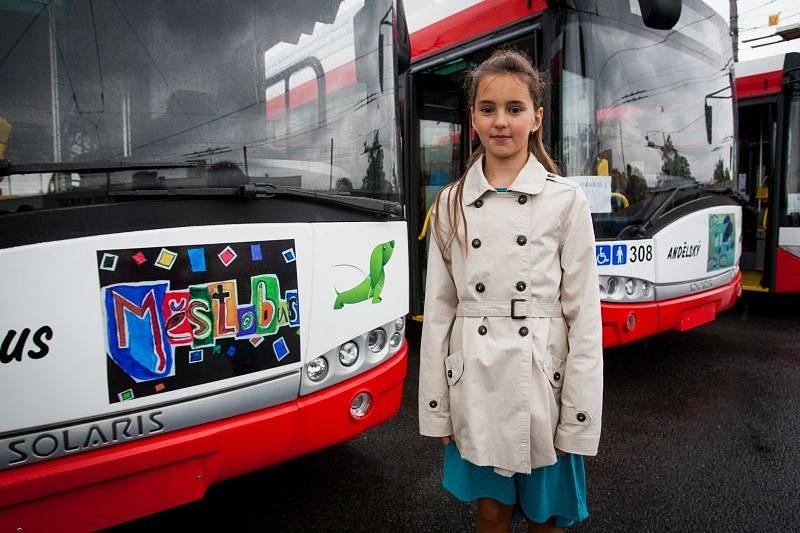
[440,435,454,445]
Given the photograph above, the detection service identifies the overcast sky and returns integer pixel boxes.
[705,0,800,62]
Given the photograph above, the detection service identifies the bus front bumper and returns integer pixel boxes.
[601,271,741,348]
[0,342,408,532]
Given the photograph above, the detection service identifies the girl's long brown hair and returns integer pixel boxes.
[431,49,560,262]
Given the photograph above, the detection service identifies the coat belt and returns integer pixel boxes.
[455,300,563,318]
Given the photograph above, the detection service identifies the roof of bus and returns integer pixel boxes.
[735,54,787,78]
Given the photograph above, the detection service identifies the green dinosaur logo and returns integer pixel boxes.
[333,240,395,309]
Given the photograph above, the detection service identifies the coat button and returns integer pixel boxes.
[472,238,481,249]
[429,400,438,408]
[516,281,526,292]
[518,326,529,337]
[475,199,483,208]
[577,412,587,422]
[447,370,453,378]
[476,282,485,293]
[478,325,487,335]
[553,372,561,381]
[518,195,528,205]
[516,235,527,246]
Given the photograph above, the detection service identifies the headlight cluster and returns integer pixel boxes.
[304,315,406,385]
[599,275,654,302]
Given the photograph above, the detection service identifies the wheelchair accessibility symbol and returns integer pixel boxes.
[595,245,611,266]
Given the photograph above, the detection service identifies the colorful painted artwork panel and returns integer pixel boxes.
[97,239,301,403]
[707,214,736,272]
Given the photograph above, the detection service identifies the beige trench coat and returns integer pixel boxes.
[418,153,603,476]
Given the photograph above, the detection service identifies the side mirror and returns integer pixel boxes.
[638,0,682,30]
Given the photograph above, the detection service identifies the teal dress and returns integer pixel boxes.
[442,442,589,528]
[441,185,590,529]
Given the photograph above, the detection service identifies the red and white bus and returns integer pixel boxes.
[404,0,742,347]
[735,52,800,293]
[0,0,409,529]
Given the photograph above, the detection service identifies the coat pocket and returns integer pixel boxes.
[547,317,569,360]
[444,350,464,387]
[546,355,566,388]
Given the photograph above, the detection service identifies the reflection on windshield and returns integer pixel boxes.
[0,0,398,205]
[557,7,734,237]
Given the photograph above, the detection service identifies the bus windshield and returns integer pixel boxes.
[0,0,399,208]
[556,3,734,239]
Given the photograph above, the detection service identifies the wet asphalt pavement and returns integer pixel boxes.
[113,294,800,532]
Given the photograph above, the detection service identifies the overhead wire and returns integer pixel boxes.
[109,0,206,144]
[0,0,48,72]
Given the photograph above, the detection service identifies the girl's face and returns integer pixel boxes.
[471,73,543,166]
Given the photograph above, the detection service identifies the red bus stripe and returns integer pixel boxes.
[736,70,783,100]
[410,0,547,61]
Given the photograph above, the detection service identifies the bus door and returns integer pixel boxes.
[410,71,466,317]
[737,97,778,290]
[409,31,542,317]
[737,53,800,293]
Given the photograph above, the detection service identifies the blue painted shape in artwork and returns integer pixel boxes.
[103,282,174,383]
[595,245,611,266]
[285,289,300,328]
[251,244,263,261]
[611,244,627,265]
[189,349,204,364]
[188,247,206,272]
[226,345,237,357]
[236,305,257,338]
[273,337,289,361]
[282,248,296,263]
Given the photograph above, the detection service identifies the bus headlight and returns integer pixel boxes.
[389,331,403,349]
[606,277,618,294]
[641,281,650,296]
[394,317,405,331]
[367,328,387,353]
[338,341,359,367]
[625,278,636,295]
[306,357,329,382]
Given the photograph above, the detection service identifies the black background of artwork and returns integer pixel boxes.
[96,239,300,403]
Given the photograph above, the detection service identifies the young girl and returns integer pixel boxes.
[418,49,603,532]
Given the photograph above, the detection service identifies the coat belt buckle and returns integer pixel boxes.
[510,299,526,319]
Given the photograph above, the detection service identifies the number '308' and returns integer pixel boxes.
[629,245,653,263]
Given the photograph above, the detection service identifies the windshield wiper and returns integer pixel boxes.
[111,183,403,218]
[245,184,403,217]
[0,159,200,177]
[617,183,697,239]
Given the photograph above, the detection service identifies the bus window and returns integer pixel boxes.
[783,83,800,227]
